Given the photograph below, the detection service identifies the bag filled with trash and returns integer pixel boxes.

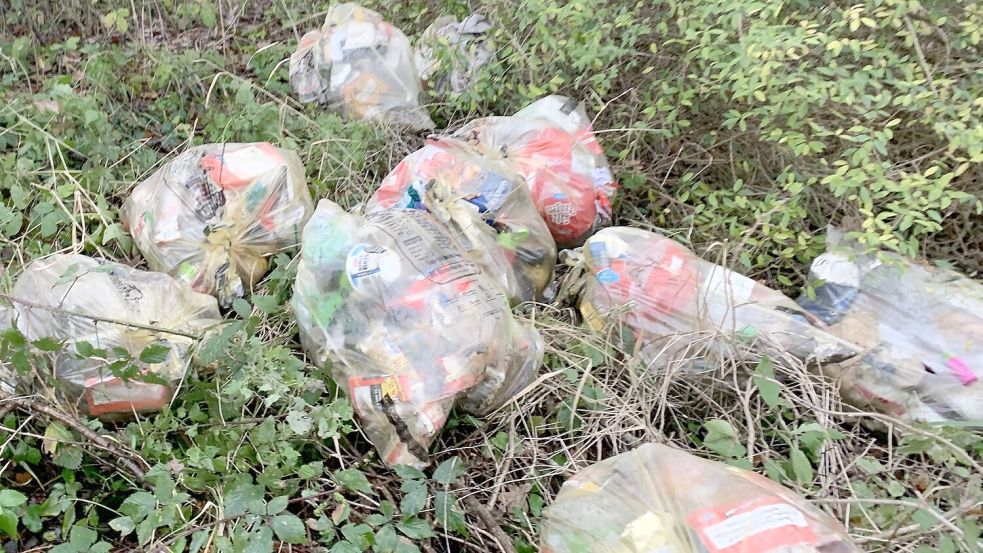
[124,142,314,308]
[572,226,859,372]
[7,254,221,419]
[289,3,434,130]
[453,95,617,248]
[797,230,983,423]
[366,137,557,303]
[414,13,492,95]
[542,443,861,553]
[292,200,543,467]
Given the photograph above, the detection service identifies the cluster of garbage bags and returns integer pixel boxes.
[0,5,979,547]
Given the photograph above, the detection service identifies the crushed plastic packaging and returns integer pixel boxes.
[292,200,544,467]
[366,136,557,304]
[124,142,314,308]
[573,227,860,372]
[542,443,861,553]
[7,254,221,419]
[797,230,983,424]
[414,13,492,95]
[289,3,434,130]
[452,95,617,248]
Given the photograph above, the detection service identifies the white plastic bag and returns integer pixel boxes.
[415,13,493,94]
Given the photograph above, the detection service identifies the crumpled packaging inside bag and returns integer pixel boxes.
[366,137,557,304]
[124,142,314,308]
[292,200,543,467]
[452,95,617,248]
[289,2,434,130]
[797,231,983,424]
[9,254,221,419]
[414,13,493,95]
[542,443,861,553]
[574,227,860,372]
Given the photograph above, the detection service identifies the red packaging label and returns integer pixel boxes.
[687,497,818,553]
[84,375,171,416]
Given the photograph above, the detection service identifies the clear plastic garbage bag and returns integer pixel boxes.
[797,231,983,423]
[289,3,434,130]
[542,443,861,553]
[415,13,492,95]
[366,137,557,304]
[124,142,314,308]
[292,200,543,467]
[8,254,221,419]
[574,227,858,372]
[452,95,617,248]
[0,303,15,394]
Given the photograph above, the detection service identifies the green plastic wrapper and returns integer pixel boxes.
[292,200,543,467]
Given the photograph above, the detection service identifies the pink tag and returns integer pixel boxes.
[946,357,978,386]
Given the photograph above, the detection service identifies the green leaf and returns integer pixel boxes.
[119,491,157,520]
[189,530,210,553]
[244,526,273,553]
[432,457,466,485]
[434,492,467,534]
[32,336,64,352]
[374,524,400,553]
[139,343,171,364]
[267,495,289,516]
[70,524,98,550]
[790,448,814,484]
[399,479,428,517]
[271,513,306,544]
[286,410,313,436]
[50,545,76,553]
[109,515,135,536]
[334,468,372,494]
[232,298,252,318]
[224,483,264,517]
[330,542,361,553]
[396,518,435,539]
[251,294,279,314]
[393,465,426,481]
[0,512,18,538]
[752,357,780,407]
[0,490,28,508]
[703,419,747,459]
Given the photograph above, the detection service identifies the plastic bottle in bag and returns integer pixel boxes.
[289,3,435,130]
[366,137,557,304]
[797,231,983,423]
[124,142,314,308]
[414,13,492,95]
[542,443,861,553]
[452,95,617,248]
[8,254,221,419]
[575,227,859,372]
[292,200,543,467]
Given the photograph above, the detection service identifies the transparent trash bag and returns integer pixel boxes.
[8,254,221,419]
[292,200,543,467]
[574,227,859,372]
[124,142,314,308]
[366,137,557,304]
[414,13,492,95]
[289,2,434,130]
[797,232,983,423]
[452,95,617,248]
[542,443,860,553]
[0,304,14,394]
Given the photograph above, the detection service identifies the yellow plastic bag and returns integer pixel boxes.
[8,254,221,419]
[124,142,313,307]
[292,200,543,467]
[542,443,860,553]
[289,3,434,130]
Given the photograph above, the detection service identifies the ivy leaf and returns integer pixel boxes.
[271,513,306,544]
[139,343,171,364]
[334,468,372,494]
[432,457,466,485]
